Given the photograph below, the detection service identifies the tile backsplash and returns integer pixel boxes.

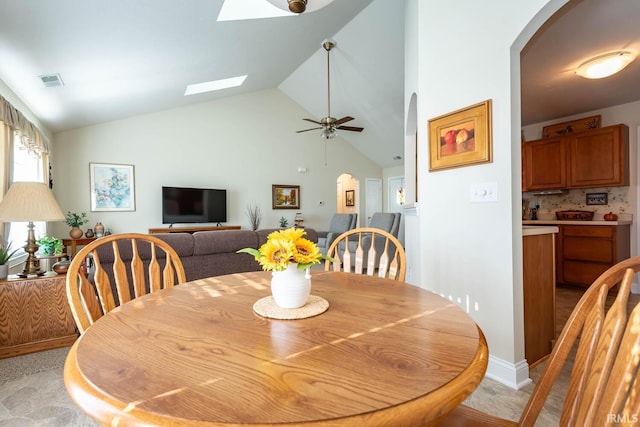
[523,186,630,220]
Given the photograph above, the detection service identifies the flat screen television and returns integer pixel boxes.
[162,186,227,225]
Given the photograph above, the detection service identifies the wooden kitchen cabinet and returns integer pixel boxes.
[0,275,78,358]
[568,124,629,188]
[523,230,557,367]
[522,136,566,191]
[522,124,628,191]
[557,224,630,287]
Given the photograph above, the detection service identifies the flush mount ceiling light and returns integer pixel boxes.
[265,0,334,14]
[184,75,247,96]
[575,51,635,79]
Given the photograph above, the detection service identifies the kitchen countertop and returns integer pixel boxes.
[522,225,559,236]
[523,219,632,226]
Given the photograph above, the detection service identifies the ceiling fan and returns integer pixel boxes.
[296,39,364,139]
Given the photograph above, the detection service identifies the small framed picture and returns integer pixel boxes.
[272,184,300,209]
[89,163,135,211]
[586,192,608,206]
[428,99,492,171]
[345,190,355,207]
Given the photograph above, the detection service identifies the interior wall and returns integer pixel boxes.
[50,88,382,238]
[413,0,561,388]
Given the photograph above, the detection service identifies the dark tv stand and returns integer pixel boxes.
[148,225,241,234]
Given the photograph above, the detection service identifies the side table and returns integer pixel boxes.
[0,275,78,358]
[62,237,96,258]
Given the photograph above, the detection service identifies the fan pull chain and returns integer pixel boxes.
[324,139,328,166]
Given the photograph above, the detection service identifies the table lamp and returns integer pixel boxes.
[0,181,65,277]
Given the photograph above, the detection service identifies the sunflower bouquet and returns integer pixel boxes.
[238,227,332,271]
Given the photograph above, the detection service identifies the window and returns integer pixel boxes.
[7,134,46,260]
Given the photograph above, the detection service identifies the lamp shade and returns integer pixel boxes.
[0,181,65,222]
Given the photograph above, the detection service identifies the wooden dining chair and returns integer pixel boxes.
[324,227,406,281]
[66,233,187,334]
[438,256,640,426]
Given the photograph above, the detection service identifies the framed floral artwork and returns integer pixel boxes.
[428,99,492,171]
[272,184,300,209]
[89,163,136,211]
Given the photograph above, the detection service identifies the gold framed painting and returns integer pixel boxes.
[428,99,492,172]
[272,184,300,209]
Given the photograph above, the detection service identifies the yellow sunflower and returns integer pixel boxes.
[237,227,335,271]
[293,237,321,265]
[257,237,295,271]
[272,227,306,242]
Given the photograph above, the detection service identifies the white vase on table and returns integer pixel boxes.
[271,263,311,308]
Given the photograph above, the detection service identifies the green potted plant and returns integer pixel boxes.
[0,241,19,280]
[36,236,64,256]
[65,211,88,239]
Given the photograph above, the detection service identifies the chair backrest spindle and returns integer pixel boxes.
[66,233,187,334]
[325,227,406,282]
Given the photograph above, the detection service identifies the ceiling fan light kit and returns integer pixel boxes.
[575,51,635,79]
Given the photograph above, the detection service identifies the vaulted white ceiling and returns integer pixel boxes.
[1,0,639,169]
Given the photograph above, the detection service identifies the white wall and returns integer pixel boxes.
[50,88,382,238]
[410,0,567,388]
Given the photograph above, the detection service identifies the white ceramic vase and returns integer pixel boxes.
[0,264,7,280]
[271,263,311,308]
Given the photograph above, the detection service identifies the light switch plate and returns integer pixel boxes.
[470,182,498,203]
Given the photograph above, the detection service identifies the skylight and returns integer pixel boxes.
[184,75,248,96]
[217,0,291,22]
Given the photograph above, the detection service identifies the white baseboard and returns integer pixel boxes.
[484,355,531,390]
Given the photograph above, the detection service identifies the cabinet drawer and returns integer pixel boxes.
[563,237,613,263]
[562,225,613,238]
[563,260,609,286]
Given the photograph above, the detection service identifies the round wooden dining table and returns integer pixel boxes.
[64,270,488,426]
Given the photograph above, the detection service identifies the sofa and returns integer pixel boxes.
[93,228,318,282]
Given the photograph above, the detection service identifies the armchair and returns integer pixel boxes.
[317,213,357,255]
[338,212,403,268]
[368,212,401,237]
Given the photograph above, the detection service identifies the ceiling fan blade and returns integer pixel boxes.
[303,118,323,125]
[337,125,364,132]
[296,127,323,133]
[333,116,354,126]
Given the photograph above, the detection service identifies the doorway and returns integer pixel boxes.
[365,178,382,226]
[337,174,359,225]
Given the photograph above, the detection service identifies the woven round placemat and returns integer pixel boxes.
[253,295,329,319]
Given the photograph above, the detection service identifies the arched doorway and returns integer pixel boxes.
[336,173,359,225]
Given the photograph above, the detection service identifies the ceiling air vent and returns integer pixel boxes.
[38,73,64,87]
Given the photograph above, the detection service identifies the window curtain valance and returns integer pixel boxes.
[0,95,50,156]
